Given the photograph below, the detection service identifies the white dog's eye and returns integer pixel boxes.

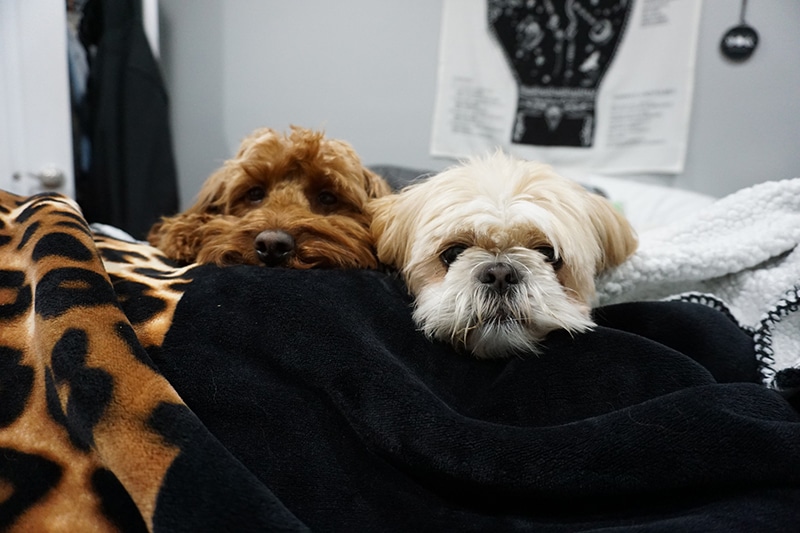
[440,245,467,267]
[317,191,338,205]
[246,187,265,204]
[536,246,563,270]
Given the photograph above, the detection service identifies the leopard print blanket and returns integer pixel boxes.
[0,191,301,531]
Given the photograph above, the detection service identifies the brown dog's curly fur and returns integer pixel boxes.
[148,126,391,268]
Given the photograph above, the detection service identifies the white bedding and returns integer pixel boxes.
[571,174,717,232]
[595,177,800,390]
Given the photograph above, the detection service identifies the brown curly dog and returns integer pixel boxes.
[148,126,391,268]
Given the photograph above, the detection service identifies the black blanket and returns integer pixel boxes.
[147,266,800,532]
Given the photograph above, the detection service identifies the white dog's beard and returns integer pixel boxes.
[411,256,595,358]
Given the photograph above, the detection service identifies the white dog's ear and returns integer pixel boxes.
[369,194,413,269]
[587,194,638,271]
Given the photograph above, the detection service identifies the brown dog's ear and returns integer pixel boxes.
[147,212,214,264]
[363,168,392,199]
[146,165,235,263]
[587,194,638,271]
[186,167,232,216]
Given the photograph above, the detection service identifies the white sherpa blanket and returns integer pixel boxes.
[597,178,800,391]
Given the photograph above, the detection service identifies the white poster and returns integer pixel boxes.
[431,0,702,174]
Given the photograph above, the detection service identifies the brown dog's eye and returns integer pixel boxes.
[440,245,467,267]
[536,246,563,270]
[317,191,338,206]
[246,187,265,204]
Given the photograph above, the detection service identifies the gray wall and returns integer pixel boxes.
[160,0,800,209]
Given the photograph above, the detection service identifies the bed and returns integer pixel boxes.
[1,168,799,532]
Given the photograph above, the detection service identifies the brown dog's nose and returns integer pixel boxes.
[255,230,295,266]
[478,262,519,294]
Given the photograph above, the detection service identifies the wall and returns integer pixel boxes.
[159,0,800,208]
[682,0,800,195]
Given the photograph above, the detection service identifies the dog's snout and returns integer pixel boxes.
[255,230,295,266]
[478,262,519,294]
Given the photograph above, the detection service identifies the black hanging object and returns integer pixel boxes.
[720,0,759,61]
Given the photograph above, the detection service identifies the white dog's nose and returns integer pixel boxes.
[478,262,519,294]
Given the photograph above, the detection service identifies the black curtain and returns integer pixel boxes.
[77,0,179,240]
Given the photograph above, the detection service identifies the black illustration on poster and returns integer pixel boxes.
[489,0,634,147]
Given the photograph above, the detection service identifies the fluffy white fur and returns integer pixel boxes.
[370,151,638,358]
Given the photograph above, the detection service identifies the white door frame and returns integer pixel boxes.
[0,0,159,200]
[0,0,75,198]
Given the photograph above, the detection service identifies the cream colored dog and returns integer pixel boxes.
[370,151,637,358]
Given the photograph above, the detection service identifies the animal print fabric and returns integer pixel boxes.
[0,191,300,531]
